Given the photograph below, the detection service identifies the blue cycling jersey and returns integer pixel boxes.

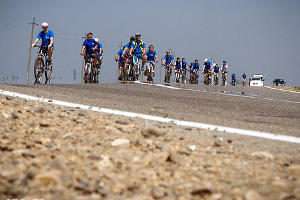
[37,30,54,47]
[193,63,200,71]
[94,43,103,55]
[182,61,187,70]
[164,55,173,65]
[232,74,236,78]
[131,41,146,55]
[146,50,157,61]
[83,39,97,54]
[242,74,246,79]
[213,66,220,73]
[175,61,181,70]
[204,61,211,70]
[117,49,125,62]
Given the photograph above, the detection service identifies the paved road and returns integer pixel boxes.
[1,83,299,138]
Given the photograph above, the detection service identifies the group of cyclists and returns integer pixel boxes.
[31,22,247,86]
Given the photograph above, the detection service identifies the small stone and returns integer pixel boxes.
[151,187,166,199]
[115,120,129,125]
[287,164,300,175]
[39,120,50,127]
[245,190,263,200]
[34,107,46,113]
[11,112,19,119]
[213,141,221,147]
[141,128,165,137]
[78,111,85,117]
[6,96,13,100]
[191,188,212,197]
[111,138,130,147]
[251,151,274,160]
[188,145,197,151]
[35,172,60,186]
[166,151,179,164]
[2,112,9,119]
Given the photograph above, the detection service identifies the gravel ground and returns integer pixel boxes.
[0,95,300,200]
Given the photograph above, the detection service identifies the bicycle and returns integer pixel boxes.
[132,55,142,81]
[190,69,199,84]
[174,69,181,83]
[164,64,172,84]
[203,70,211,85]
[33,45,52,84]
[84,54,98,83]
[214,72,219,85]
[181,69,187,84]
[145,61,155,83]
[242,78,246,86]
[222,72,228,86]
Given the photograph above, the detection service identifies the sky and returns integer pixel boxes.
[0,0,300,85]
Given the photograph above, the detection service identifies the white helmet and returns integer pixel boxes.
[205,58,208,62]
[94,38,100,43]
[42,22,48,27]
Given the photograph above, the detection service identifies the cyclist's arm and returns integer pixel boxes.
[48,37,54,48]
[122,47,128,56]
[80,46,86,56]
[32,38,39,47]
[115,54,119,61]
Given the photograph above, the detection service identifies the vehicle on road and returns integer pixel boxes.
[273,79,286,86]
[249,74,264,87]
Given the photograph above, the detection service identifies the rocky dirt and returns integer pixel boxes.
[0,95,300,200]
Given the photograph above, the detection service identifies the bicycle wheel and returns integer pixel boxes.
[34,57,44,84]
[44,60,50,84]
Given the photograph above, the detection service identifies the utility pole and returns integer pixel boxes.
[81,34,88,83]
[26,18,38,85]
[73,69,77,83]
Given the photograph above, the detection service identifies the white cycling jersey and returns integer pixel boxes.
[221,64,229,73]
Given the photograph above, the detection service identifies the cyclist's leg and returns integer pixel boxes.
[142,54,147,68]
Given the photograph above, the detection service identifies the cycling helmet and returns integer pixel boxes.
[42,22,48,27]
[166,50,170,53]
[135,32,141,36]
[94,38,100,43]
[223,60,227,63]
[204,58,208,62]
[130,36,135,41]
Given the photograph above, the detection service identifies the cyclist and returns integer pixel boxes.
[31,22,54,70]
[163,50,174,83]
[242,73,247,86]
[191,60,200,84]
[181,58,188,83]
[188,62,194,83]
[213,63,220,85]
[174,57,181,83]
[93,37,103,75]
[221,60,229,86]
[80,32,97,76]
[203,58,212,85]
[115,46,126,80]
[145,45,158,78]
[231,73,236,86]
[122,36,135,64]
[129,33,146,71]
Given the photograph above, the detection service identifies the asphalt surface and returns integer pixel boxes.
[1,83,299,138]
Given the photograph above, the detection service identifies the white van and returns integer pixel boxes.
[249,74,264,87]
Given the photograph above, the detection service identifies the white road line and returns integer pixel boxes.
[264,86,300,94]
[135,81,300,104]
[1,89,300,144]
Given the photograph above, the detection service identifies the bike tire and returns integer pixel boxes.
[34,57,44,84]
